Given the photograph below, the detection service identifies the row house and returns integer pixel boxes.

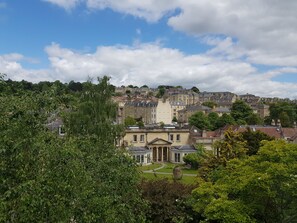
[167,90,199,105]
[123,98,187,125]
[124,100,157,124]
[198,91,238,107]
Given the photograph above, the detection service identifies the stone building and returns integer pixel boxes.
[121,125,197,165]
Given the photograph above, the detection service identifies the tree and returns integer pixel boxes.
[202,101,217,109]
[139,179,198,223]
[124,116,137,126]
[189,111,211,130]
[207,112,219,130]
[192,140,297,223]
[231,100,253,124]
[269,102,297,127]
[216,113,236,128]
[240,127,274,155]
[172,116,178,122]
[191,86,200,94]
[64,76,146,222]
[183,153,200,169]
[0,76,146,222]
[246,113,263,125]
[156,87,165,98]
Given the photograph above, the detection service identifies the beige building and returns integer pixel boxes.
[124,100,157,124]
[156,99,172,124]
[170,101,186,120]
[121,125,197,164]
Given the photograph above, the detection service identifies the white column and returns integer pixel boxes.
[161,148,163,162]
[156,147,159,162]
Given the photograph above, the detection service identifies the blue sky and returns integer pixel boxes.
[1,0,297,99]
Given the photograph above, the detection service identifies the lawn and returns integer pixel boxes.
[137,163,163,171]
[141,172,198,185]
[154,163,198,175]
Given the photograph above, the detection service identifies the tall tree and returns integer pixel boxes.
[231,100,253,124]
[192,140,297,223]
[189,111,211,130]
[64,76,146,222]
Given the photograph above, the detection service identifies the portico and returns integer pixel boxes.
[147,138,172,162]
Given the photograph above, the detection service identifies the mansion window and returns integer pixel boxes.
[135,155,144,163]
[176,134,180,142]
[169,134,174,141]
[133,135,137,142]
[140,134,145,142]
[174,153,181,162]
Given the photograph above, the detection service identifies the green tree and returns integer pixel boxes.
[207,112,219,130]
[140,179,198,223]
[189,111,211,130]
[202,101,217,109]
[231,100,253,124]
[192,140,297,223]
[124,116,137,126]
[156,86,166,98]
[216,113,236,128]
[246,113,263,125]
[172,116,178,122]
[240,127,274,155]
[64,76,146,222]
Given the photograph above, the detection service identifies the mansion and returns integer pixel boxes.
[120,125,198,165]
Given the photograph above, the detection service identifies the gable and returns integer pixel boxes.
[147,138,172,145]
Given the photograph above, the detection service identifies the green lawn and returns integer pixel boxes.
[141,172,198,185]
[137,163,163,171]
[154,163,198,175]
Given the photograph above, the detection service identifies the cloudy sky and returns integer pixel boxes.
[1,0,297,98]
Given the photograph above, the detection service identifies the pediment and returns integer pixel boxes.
[147,138,172,145]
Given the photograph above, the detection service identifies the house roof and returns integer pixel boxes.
[171,145,196,152]
[147,138,172,145]
[128,146,149,152]
[282,128,297,138]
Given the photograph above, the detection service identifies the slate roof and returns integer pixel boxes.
[171,145,197,152]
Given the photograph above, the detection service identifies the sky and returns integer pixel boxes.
[1,0,297,99]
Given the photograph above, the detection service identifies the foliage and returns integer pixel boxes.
[269,102,297,127]
[246,113,263,125]
[240,127,275,155]
[192,140,297,223]
[139,179,199,223]
[183,153,201,169]
[198,129,247,180]
[207,112,219,130]
[189,111,211,130]
[124,116,137,126]
[231,100,253,124]
[172,116,178,122]
[0,76,146,222]
[216,113,236,128]
[156,86,166,98]
[202,101,217,108]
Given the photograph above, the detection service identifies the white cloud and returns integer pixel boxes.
[43,0,81,11]
[2,43,297,98]
[42,0,297,67]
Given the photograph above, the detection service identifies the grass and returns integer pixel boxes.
[141,172,198,185]
[137,163,163,171]
[154,163,199,175]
